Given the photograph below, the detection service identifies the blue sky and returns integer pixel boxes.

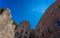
[0,0,56,29]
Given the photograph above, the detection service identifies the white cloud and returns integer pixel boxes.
[32,6,47,13]
[32,7,41,12]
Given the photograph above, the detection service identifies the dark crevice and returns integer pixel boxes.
[0,8,5,15]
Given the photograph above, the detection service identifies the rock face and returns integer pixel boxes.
[0,8,15,38]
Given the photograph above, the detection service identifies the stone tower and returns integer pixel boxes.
[35,0,60,38]
[15,21,30,38]
[0,8,15,38]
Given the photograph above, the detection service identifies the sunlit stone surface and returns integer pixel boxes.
[0,8,15,38]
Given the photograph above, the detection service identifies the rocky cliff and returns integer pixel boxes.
[0,8,15,38]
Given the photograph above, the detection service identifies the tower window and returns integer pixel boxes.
[21,30,23,33]
[48,28,51,33]
[25,31,28,34]
[57,21,60,26]
[24,36,27,38]
[23,25,26,28]
[42,32,44,37]
[15,32,19,37]
[38,29,40,31]
[19,35,22,38]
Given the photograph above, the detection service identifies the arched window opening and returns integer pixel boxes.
[21,30,23,33]
[48,28,52,33]
[22,25,26,28]
[24,36,27,38]
[25,31,28,34]
[56,21,60,26]
[19,35,22,38]
[15,32,19,38]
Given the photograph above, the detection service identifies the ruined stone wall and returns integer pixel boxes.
[0,8,15,38]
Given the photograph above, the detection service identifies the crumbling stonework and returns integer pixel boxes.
[0,8,15,38]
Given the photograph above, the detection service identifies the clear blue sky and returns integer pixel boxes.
[0,0,56,29]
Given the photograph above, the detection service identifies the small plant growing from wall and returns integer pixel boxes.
[13,20,18,33]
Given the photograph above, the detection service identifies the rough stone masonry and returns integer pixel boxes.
[0,8,15,38]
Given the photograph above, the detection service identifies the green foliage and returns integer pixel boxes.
[13,20,18,33]
[13,20,17,26]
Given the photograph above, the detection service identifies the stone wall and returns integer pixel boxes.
[0,8,15,38]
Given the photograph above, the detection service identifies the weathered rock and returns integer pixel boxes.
[0,8,15,38]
